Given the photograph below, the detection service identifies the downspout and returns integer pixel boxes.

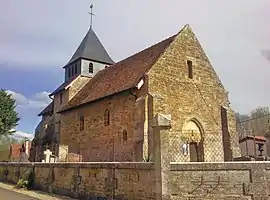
[129,88,137,100]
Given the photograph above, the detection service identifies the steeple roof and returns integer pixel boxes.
[65,28,114,67]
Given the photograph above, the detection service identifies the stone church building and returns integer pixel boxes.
[30,24,240,162]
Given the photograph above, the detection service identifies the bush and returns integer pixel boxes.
[15,168,35,190]
[15,178,28,189]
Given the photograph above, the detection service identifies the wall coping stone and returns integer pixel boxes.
[0,162,155,170]
[171,161,270,171]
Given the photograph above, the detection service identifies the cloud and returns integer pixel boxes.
[5,90,52,134]
[13,130,34,140]
[6,90,28,105]
[7,90,51,109]
[260,50,270,62]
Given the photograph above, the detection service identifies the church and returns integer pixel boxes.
[30,20,241,162]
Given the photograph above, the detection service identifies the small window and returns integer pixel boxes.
[60,93,63,104]
[123,130,127,143]
[104,109,110,126]
[75,64,78,74]
[71,65,74,76]
[187,60,193,79]
[56,121,61,133]
[68,67,71,77]
[79,116,84,131]
[89,63,93,73]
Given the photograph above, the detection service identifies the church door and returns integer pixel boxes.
[189,142,198,162]
[189,142,204,162]
[182,120,204,162]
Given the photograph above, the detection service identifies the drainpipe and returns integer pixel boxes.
[129,89,137,100]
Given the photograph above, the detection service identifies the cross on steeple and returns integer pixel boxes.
[88,4,94,29]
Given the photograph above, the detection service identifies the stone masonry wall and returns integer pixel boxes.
[33,76,91,162]
[0,162,156,200]
[147,25,240,162]
[170,162,270,199]
[60,84,147,162]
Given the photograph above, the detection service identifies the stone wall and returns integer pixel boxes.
[0,162,156,200]
[148,25,240,162]
[60,83,148,162]
[60,92,137,162]
[170,162,270,199]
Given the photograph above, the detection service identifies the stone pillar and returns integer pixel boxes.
[151,113,172,200]
[58,145,68,162]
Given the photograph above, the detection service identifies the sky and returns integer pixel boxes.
[0,0,270,137]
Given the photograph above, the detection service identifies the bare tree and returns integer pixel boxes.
[250,107,270,136]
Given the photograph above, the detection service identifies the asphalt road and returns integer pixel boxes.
[0,187,38,199]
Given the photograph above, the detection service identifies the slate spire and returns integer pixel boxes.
[65,4,114,67]
[65,28,114,67]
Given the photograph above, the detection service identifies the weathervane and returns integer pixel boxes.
[88,4,95,29]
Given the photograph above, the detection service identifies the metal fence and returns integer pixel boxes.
[166,129,226,162]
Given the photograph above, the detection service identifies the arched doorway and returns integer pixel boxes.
[182,119,204,162]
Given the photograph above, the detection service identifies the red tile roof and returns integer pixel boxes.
[60,33,177,113]
[255,136,266,141]
[239,135,267,143]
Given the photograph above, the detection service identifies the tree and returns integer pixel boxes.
[236,107,270,138]
[250,107,270,136]
[0,135,19,151]
[236,113,250,139]
[0,89,20,136]
[236,113,250,123]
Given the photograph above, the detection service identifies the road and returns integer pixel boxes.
[0,187,38,199]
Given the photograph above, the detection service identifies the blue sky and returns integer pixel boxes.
[0,0,270,138]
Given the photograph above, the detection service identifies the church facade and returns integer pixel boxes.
[30,24,241,162]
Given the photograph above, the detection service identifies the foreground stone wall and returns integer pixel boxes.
[170,162,270,199]
[0,162,156,200]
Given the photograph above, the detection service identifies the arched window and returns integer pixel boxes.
[104,109,110,126]
[123,129,127,143]
[89,62,93,73]
[79,116,84,131]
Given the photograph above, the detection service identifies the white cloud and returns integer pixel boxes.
[7,90,51,109]
[6,90,28,105]
[13,130,34,140]
[261,50,270,62]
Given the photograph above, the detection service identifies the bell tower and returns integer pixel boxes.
[63,4,114,82]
